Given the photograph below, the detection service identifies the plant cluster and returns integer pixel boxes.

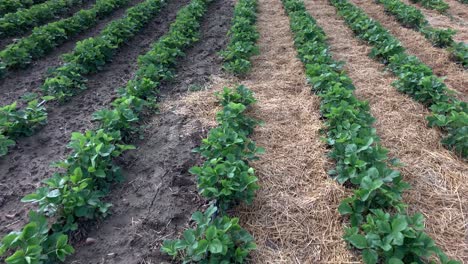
[0,0,211,262]
[375,0,467,67]
[0,0,167,157]
[409,0,449,13]
[0,0,83,36]
[281,0,460,263]
[0,0,130,76]
[162,85,260,263]
[0,94,50,157]
[330,0,467,158]
[220,0,259,75]
[41,0,166,101]
[0,0,46,16]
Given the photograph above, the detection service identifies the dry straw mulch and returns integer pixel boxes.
[306,0,468,262]
[349,0,467,102]
[400,0,468,39]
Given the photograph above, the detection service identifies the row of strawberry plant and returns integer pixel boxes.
[281,0,461,262]
[0,0,84,37]
[330,0,467,158]
[220,0,259,75]
[0,0,212,262]
[410,0,449,12]
[0,0,130,77]
[162,85,260,262]
[375,0,467,68]
[0,0,167,157]
[0,0,46,16]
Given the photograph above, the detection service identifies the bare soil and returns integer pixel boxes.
[63,0,233,262]
[0,0,193,236]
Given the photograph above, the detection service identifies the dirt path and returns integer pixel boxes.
[305,0,468,261]
[400,0,468,42]
[0,0,192,237]
[349,0,468,102]
[202,0,356,262]
[0,0,146,106]
[0,0,98,50]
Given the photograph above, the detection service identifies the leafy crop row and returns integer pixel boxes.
[376,0,467,68]
[220,0,259,75]
[162,85,260,263]
[0,0,83,37]
[0,0,46,16]
[330,0,467,158]
[0,0,130,76]
[409,0,449,13]
[0,0,166,157]
[281,0,460,262]
[0,0,212,262]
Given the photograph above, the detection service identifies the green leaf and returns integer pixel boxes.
[208,238,223,254]
[206,226,217,241]
[391,216,408,232]
[362,249,378,264]
[338,202,353,215]
[347,234,367,249]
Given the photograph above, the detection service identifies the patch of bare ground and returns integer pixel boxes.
[305,0,468,261]
[350,0,468,102]
[400,0,468,42]
[201,0,355,262]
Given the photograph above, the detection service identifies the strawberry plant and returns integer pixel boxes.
[282,0,461,262]
[161,205,256,263]
[0,99,47,138]
[0,0,83,36]
[2,0,214,262]
[0,0,34,16]
[0,0,129,75]
[0,211,74,264]
[163,85,259,262]
[409,0,449,12]
[0,0,166,158]
[330,0,467,158]
[0,134,15,156]
[41,0,166,101]
[449,42,468,68]
[374,0,466,67]
[220,0,259,75]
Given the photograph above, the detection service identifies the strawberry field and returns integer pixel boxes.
[0,0,466,263]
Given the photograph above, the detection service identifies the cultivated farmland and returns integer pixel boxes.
[0,0,466,263]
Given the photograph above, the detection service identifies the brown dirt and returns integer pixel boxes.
[0,0,98,50]
[186,0,356,262]
[306,0,468,261]
[350,0,468,102]
[53,0,232,262]
[400,0,468,42]
[0,0,148,106]
[0,0,193,237]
